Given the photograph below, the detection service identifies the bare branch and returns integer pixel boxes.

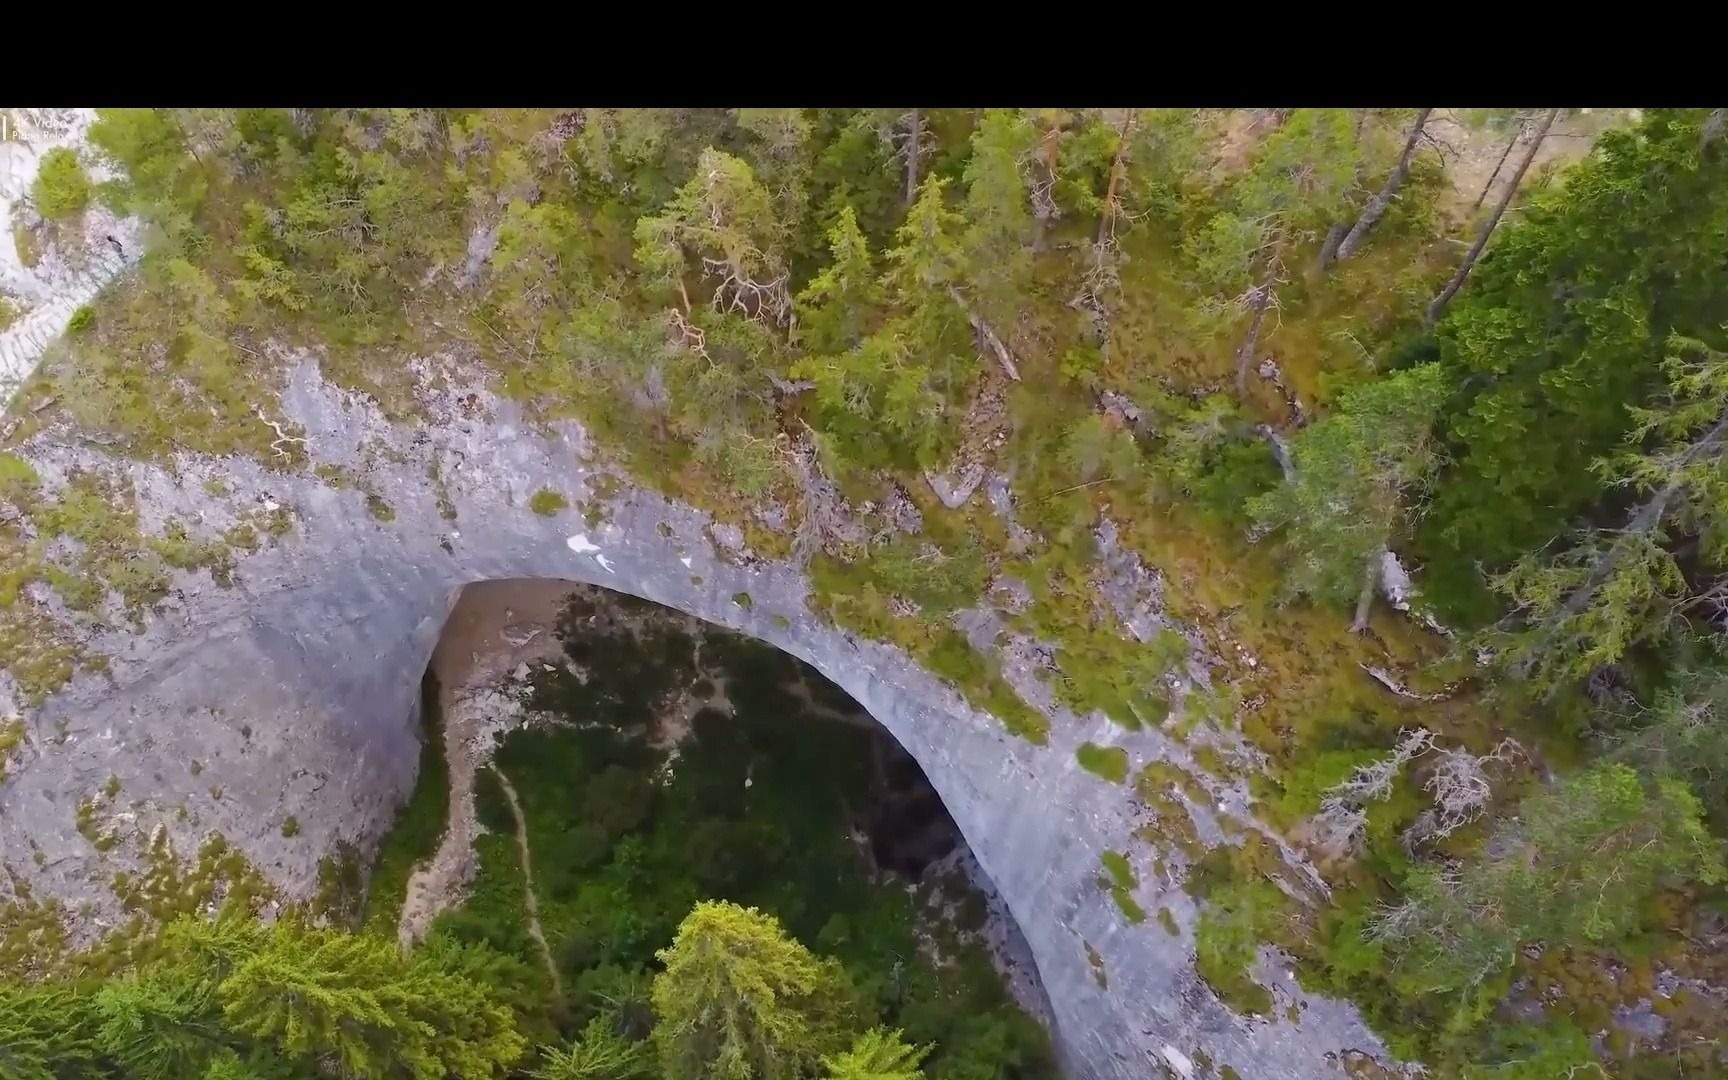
[947,286,1022,381]
[1404,739,1523,850]
[1360,663,1455,702]
[666,308,711,366]
[699,255,791,328]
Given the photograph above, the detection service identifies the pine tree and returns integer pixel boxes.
[651,900,851,1080]
[1248,363,1448,629]
[489,198,590,349]
[792,181,976,468]
[209,919,525,1078]
[958,110,1037,323]
[1371,764,1725,994]
[823,1027,930,1080]
[87,107,210,239]
[31,148,90,220]
[793,206,881,356]
[634,148,791,328]
[1184,109,1361,393]
[1490,335,1728,695]
[529,1017,653,1080]
[732,109,815,230]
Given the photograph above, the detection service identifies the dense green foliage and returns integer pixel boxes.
[1419,110,1728,619]
[0,917,527,1078]
[9,106,1728,1077]
[1249,363,1447,609]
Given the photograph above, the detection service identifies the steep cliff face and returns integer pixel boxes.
[0,356,1403,1079]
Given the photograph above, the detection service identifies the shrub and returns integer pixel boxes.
[33,148,90,219]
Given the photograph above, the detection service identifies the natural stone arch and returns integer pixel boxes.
[403,573,1058,1022]
[1,359,1402,1079]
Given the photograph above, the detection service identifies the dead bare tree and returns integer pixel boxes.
[1311,728,1434,857]
[1471,114,1532,213]
[1311,726,1524,859]
[1233,226,1287,395]
[1071,111,1137,327]
[1028,113,1068,253]
[1426,108,1559,325]
[1334,108,1433,263]
[1403,739,1523,850]
[885,110,934,207]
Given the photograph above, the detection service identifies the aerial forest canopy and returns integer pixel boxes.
[3,107,1728,1079]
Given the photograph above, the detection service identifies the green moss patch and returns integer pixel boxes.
[1076,742,1129,784]
[528,488,568,516]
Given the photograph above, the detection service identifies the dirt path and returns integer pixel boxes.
[492,765,563,998]
[396,579,578,948]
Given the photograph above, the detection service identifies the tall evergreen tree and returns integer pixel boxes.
[1248,364,1448,628]
[651,901,850,1080]
[1489,335,1728,695]
[208,920,525,1078]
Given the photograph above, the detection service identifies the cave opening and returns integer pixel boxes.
[378,577,1057,1075]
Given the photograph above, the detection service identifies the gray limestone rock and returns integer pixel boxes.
[0,358,1411,1080]
[924,463,986,510]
